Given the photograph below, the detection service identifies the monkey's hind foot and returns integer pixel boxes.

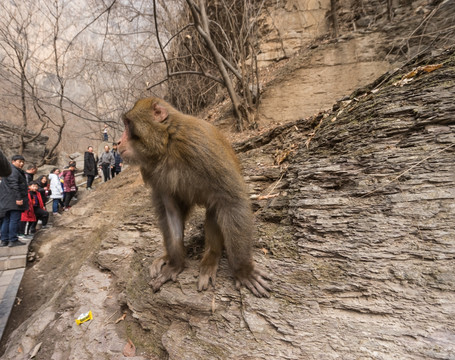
[148,256,184,292]
[149,255,168,278]
[235,268,271,298]
[197,263,219,292]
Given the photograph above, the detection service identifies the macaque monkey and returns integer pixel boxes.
[118,97,270,297]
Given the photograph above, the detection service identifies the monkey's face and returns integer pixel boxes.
[118,98,170,164]
[118,115,137,161]
[117,113,162,164]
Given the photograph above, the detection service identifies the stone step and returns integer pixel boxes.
[0,241,31,257]
[0,268,25,341]
[0,239,31,271]
[0,255,27,271]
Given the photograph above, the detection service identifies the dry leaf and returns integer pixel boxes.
[422,63,442,73]
[123,339,136,357]
[403,68,419,79]
[115,313,127,324]
[30,342,42,359]
[395,64,443,86]
[275,149,290,165]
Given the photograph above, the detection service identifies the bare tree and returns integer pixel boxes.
[0,0,132,163]
[0,0,95,164]
[0,0,268,164]
[0,1,49,156]
[387,0,394,21]
[151,0,264,131]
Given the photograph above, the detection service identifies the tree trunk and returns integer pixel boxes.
[186,0,247,131]
[331,0,339,37]
[387,0,394,20]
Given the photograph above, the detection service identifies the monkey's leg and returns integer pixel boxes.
[218,201,272,298]
[149,194,187,292]
[197,208,223,292]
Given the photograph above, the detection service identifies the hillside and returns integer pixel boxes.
[1,1,455,359]
[1,43,454,359]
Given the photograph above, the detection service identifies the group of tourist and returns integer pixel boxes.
[85,144,123,186]
[0,153,29,247]
[0,144,123,247]
[0,151,79,246]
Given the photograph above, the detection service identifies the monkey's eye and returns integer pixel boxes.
[122,116,132,135]
[122,115,130,127]
[123,116,140,140]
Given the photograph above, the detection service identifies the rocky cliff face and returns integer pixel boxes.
[255,0,455,127]
[256,0,331,67]
[1,46,454,360]
[0,121,48,165]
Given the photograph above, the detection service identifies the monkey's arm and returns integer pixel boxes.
[148,193,188,292]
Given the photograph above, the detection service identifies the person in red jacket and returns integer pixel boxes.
[20,181,49,236]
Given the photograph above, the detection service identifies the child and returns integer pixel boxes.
[49,168,63,215]
[20,181,49,235]
[103,123,108,141]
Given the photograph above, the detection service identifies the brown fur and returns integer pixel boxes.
[118,97,270,297]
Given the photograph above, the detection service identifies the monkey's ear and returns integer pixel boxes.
[152,104,169,123]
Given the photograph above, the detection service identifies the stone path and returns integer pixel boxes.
[0,175,90,342]
[0,239,31,341]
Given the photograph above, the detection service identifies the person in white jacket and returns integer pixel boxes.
[49,168,63,216]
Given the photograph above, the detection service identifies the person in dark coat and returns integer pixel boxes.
[0,155,29,247]
[0,150,11,234]
[24,164,37,184]
[83,146,97,190]
[110,143,123,179]
[0,150,11,178]
[36,174,52,204]
[62,161,78,210]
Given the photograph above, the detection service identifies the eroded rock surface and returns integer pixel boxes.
[0,121,48,165]
[1,49,455,359]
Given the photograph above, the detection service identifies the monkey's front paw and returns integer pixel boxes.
[148,263,183,292]
[235,268,271,298]
[197,264,219,292]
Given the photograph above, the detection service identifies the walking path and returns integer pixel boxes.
[0,173,97,341]
[0,238,32,341]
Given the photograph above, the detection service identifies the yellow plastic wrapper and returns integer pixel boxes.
[75,311,93,325]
